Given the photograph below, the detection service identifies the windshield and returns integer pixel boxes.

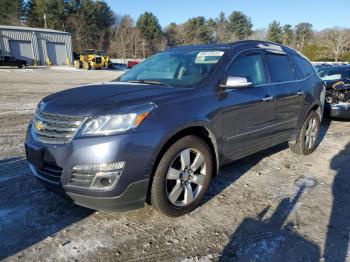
[83,49,96,55]
[117,49,225,87]
[97,50,106,56]
[319,68,349,81]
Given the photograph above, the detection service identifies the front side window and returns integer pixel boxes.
[266,53,295,83]
[227,53,267,85]
[118,50,225,87]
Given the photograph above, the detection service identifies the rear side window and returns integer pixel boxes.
[293,55,314,79]
[265,53,295,83]
[227,53,267,85]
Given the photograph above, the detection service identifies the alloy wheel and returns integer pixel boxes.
[165,148,206,207]
[305,116,318,150]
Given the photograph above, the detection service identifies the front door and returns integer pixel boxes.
[220,50,275,159]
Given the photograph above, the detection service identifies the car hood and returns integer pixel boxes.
[40,82,188,116]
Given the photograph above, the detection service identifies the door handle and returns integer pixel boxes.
[297,90,305,96]
[262,96,274,102]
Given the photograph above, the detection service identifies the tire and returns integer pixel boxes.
[74,60,82,69]
[289,110,320,155]
[151,135,213,217]
[18,63,26,69]
[83,61,91,70]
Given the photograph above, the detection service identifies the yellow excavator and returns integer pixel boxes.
[96,50,114,69]
[75,49,104,70]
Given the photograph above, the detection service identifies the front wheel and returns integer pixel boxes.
[289,110,320,155]
[151,136,213,217]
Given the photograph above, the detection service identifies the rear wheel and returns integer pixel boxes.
[289,110,320,155]
[151,135,213,217]
[18,63,26,69]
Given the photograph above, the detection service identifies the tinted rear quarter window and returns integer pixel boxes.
[265,53,295,83]
[293,55,315,79]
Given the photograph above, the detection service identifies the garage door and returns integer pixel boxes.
[46,42,67,65]
[9,40,34,64]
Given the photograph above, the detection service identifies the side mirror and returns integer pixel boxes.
[220,76,252,89]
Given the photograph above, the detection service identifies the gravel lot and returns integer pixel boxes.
[0,67,350,262]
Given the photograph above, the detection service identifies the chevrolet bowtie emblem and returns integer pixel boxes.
[35,120,45,131]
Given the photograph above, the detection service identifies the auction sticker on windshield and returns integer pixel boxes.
[195,51,224,64]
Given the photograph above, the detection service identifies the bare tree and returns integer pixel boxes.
[249,28,267,41]
[321,28,350,62]
[110,15,142,58]
[66,13,87,53]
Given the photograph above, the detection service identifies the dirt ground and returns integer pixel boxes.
[0,67,350,262]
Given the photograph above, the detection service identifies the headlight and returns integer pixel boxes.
[81,103,156,136]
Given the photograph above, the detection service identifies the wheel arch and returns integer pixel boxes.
[145,124,220,204]
[309,102,321,119]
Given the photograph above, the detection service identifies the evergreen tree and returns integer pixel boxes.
[228,11,253,40]
[0,0,25,26]
[295,22,313,50]
[182,16,213,44]
[164,23,182,47]
[282,24,294,46]
[136,12,162,54]
[268,20,283,43]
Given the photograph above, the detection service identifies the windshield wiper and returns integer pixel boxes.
[126,80,169,87]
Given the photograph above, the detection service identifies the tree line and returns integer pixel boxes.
[1,0,349,61]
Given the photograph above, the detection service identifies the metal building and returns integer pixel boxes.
[0,25,73,66]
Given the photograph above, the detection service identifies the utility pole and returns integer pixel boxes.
[44,13,47,29]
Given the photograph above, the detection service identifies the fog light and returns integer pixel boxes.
[70,161,125,190]
[72,161,125,172]
[91,171,121,190]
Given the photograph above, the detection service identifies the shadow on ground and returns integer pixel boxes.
[208,119,333,261]
[203,119,331,206]
[219,180,320,262]
[0,157,92,260]
[202,142,288,206]
[324,141,350,262]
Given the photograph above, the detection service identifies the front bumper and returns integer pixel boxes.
[25,123,166,211]
[327,103,350,119]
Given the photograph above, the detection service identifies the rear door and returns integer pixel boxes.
[221,50,276,158]
[263,51,304,140]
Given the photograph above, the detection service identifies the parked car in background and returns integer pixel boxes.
[127,60,139,68]
[319,65,350,119]
[113,63,127,70]
[25,41,325,217]
[0,55,27,68]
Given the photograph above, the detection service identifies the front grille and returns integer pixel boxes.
[95,57,102,64]
[32,110,87,144]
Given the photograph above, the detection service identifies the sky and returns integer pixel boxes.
[106,0,349,30]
